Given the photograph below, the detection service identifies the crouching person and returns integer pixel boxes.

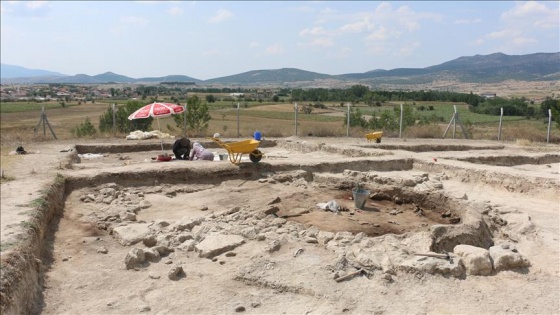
[173,137,191,160]
[190,142,215,161]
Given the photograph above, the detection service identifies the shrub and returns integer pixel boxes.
[301,105,313,114]
[71,118,97,138]
[99,101,153,133]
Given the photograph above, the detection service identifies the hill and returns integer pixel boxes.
[1,52,558,86]
[0,63,67,79]
[339,52,560,84]
[203,68,333,85]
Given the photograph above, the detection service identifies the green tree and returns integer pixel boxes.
[205,94,216,103]
[99,100,153,133]
[540,97,559,118]
[349,85,369,100]
[539,97,560,129]
[394,105,415,129]
[173,95,211,136]
[378,110,399,131]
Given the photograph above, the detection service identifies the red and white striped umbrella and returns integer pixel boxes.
[128,102,184,120]
[128,102,186,153]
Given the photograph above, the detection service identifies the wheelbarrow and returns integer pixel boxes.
[365,131,383,143]
[210,137,264,165]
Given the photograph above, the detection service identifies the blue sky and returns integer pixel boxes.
[1,1,558,80]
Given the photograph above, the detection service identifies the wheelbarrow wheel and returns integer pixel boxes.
[376,138,381,143]
[250,149,262,163]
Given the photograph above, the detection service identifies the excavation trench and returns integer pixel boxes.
[357,143,505,152]
[2,153,506,314]
[452,153,560,166]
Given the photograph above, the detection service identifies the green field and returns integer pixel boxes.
[0,99,557,144]
[0,101,81,113]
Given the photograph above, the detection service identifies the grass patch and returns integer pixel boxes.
[403,124,443,138]
[19,221,38,230]
[359,103,526,124]
[0,101,80,114]
[30,197,48,208]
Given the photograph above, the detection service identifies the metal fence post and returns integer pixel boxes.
[294,102,298,137]
[399,103,403,138]
[112,103,116,138]
[347,103,350,137]
[183,92,188,137]
[237,102,240,138]
[547,109,552,143]
[498,107,503,141]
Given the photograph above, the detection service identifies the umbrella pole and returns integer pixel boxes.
[157,118,164,152]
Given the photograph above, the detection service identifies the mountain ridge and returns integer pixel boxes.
[1,52,558,85]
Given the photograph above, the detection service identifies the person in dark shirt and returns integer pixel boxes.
[172,137,191,160]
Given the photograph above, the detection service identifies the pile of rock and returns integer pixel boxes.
[80,181,533,283]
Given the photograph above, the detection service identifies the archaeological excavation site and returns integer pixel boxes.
[1,137,559,314]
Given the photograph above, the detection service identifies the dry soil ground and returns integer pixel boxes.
[1,136,559,315]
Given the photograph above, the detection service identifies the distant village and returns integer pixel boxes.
[0,84,280,103]
[0,83,553,105]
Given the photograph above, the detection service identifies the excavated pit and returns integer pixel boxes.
[5,139,547,315]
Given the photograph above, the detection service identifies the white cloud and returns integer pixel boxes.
[358,2,441,48]
[486,30,510,39]
[374,2,392,15]
[167,7,183,16]
[366,26,390,41]
[501,1,558,29]
[340,19,372,33]
[2,0,52,17]
[264,43,284,55]
[476,1,558,53]
[249,41,259,48]
[501,1,547,19]
[209,9,233,23]
[299,26,328,37]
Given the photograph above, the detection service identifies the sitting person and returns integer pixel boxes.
[190,142,215,161]
[172,137,191,160]
[16,146,27,155]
